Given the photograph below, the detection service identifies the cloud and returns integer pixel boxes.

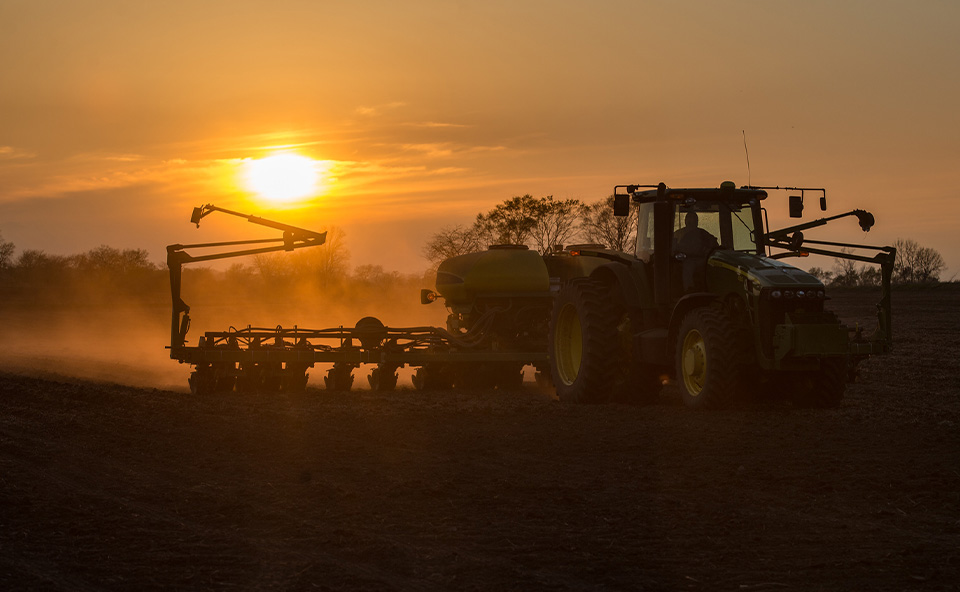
[104,154,145,162]
[0,151,233,202]
[0,146,37,160]
[397,142,507,159]
[354,101,407,117]
[401,143,455,158]
[466,145,507,154]
[402,121,471,129]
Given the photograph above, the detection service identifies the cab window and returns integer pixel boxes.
[635,202,655,263]
[728,205,757,251]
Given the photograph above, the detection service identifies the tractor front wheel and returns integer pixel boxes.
[675,307,743,409]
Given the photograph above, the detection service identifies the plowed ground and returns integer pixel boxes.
[1,288,958,591]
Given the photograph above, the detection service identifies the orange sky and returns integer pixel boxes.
[1,0,958,278]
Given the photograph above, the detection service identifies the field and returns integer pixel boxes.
[1,288,958,590]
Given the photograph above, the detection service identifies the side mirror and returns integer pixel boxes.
[190,207,204,227]
[789,195,803,218]
[420,289,438,305]
[820,195,827,211]
[613,194,629,217]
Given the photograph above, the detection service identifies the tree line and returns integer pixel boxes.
[0,206,949,308]
[0,238,163,303]
[0,229,429,309]
[808,238,947,287]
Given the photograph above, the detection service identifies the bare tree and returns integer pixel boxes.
[253,225,350,285]
[529,196,586,253]
[472,194,586,252]
[826,247,885,287]
[15,249,69,272]
[474,194,541,246]
[893,238,946,284]
[424,192,624,265]
[225,262,256,283]
[0,232,14,271]
[73,245,157,273]
[807,266,834,284]
[581,195,638,252]
[421,224,485,267]
[831,249,863,287]
[299,225,350,282]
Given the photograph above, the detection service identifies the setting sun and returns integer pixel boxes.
[243,153,324,203]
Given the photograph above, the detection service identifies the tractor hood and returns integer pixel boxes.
[708,250,823,289]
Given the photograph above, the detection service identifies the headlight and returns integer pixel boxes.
[784,290,795,298]
[771,290,782,299]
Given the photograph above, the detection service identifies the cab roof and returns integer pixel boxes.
[618,182,768,204]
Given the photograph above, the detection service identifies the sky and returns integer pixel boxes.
[1,0,958,278]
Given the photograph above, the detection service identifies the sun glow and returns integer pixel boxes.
[243,153,327,204]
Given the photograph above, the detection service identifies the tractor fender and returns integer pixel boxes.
[588,261,652,314]
[666,292,720,357]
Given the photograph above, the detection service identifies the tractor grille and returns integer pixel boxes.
[758,288,828,358]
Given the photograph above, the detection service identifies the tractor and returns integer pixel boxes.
[547,181,893,407]
[425,181,894,407]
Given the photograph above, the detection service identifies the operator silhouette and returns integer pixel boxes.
[674,211,718,292]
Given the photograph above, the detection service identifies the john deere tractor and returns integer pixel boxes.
[427,181,894,408]
[554,181,895,407]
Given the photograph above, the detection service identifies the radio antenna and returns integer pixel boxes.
[742,130,752,186]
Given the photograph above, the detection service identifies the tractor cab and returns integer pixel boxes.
[625,181,768,305]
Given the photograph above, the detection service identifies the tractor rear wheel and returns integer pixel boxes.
[549,279,618,403]
[675,306,744,409]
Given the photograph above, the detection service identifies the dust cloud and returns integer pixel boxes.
[0,266,449,392]
[0,303,185,390]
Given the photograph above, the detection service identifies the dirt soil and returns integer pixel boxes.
[1,288,958,591]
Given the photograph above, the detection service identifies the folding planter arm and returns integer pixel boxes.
[166,205,327,352]
[764,214,896,352]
